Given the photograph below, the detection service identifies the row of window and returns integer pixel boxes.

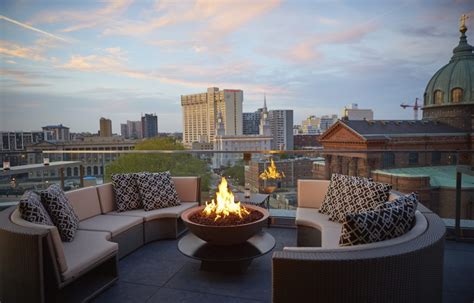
[425,88,464,105]
[383,152,457,167]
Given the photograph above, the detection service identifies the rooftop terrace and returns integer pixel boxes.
[90,227,474,303]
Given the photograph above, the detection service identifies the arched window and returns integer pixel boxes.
[423,93,428,105]
[451,88,463,103]
[434,90,444,104]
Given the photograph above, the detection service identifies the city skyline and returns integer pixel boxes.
[1,1,473,133]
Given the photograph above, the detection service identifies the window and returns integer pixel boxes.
[408,152,418,165]
[424,93,428,105]
[451,88,463,103]
[431,151,441,165]
[434,90,444,104]
[449,153,457,165]
[383,152,395,168]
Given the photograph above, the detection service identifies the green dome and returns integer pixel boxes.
[424,28,474,107]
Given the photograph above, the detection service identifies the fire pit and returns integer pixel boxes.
[181,177,269,246]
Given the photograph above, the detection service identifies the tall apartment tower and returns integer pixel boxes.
[181,87,243,146]
[268,110,294,150]
[99,117,112,137]
[243,112,261,135]
[141,114,158,138]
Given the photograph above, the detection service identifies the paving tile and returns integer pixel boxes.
[164,261,272,301]
[91,281,159,303]
[443,291,474,303]
[119,253,186,287]
[147,287,264,303]
[95,227,474,303]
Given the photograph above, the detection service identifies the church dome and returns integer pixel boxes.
[423,21,474,108]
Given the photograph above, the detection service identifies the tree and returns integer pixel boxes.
[222,160,245,186]
[105,137,211,191]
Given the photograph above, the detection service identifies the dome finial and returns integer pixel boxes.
[460,14,469,34]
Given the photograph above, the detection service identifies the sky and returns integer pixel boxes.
[1,0,473,133]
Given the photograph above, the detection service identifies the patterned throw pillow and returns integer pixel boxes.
[111,173,142,212]
[136,171,181,211]
[40,184,79,242]
[319,174,373,217]
[19,191,54,226]
[339,192,419,246]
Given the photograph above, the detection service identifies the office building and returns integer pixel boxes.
[99,117,112,137]
[342,103,374,121]
[141,114,158,138]
[42,124,70,142]
[243,112,261,135]
[268,110,293,150]
[301,116,321,134]
[213,112,272,168]
[319,115,338,132]
[181,87,243,146]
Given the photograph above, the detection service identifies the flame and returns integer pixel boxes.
[259,158,285,180]
[202,177,250,221]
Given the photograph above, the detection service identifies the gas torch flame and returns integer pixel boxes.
[259,158,285,180]
[202,177,250,222]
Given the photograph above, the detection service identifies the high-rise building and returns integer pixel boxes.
[99,117,112,137]
[301,116,321,134]
[181,87,243,146]
[141,114,158,138]
[120,123,129,138]
[342,103,374,121]
[42,124,70,142]
[243,112,261,135]
[319,115,338,132]
[268,109,293,150]
[127,121,142,139]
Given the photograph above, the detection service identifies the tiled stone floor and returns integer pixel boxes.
[93,227,474,303]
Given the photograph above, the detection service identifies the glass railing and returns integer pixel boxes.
[1,148,473,238]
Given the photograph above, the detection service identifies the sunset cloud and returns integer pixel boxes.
[30,0,133,33]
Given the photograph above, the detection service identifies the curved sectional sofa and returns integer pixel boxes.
[0,176,200,303]
[272,179,446,303]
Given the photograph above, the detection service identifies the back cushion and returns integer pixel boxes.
[66,187,102,221]
[96,183,116,213]
[111,173,142,212]
[172,177,199,202]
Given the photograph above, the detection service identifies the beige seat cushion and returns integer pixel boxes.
[296,207,342,230]
[107,202,198,221]
[66,187,102,221]
[78,214,143,237]
[285,211,427,252]
[61,230,117,281]
[11,208,68,273]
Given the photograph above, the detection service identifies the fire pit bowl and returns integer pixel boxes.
[181,204,269,246]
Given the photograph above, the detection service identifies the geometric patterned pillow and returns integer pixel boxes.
[319,174,373,216]
[111,173,142,212]
[376,192,419,228]
[136,171,181,211]
[19,191,54,226]
[339,193,419,246]
[329,180,391,223]
[40,184,79,242]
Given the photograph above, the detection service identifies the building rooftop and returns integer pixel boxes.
[341,120,466,138]
[374,165,474,189]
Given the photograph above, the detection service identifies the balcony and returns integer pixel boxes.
[0,149,473,302]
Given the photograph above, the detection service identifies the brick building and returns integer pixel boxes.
[294,134,322,149]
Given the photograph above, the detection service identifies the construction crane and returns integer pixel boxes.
[400,98,421,120]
